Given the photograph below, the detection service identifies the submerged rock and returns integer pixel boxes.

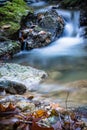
[48,71,62,80]
[19,9,64,50]
[0,63,47,93]
[65,80,87,88]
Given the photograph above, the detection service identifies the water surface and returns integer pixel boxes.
[8,1,87,107]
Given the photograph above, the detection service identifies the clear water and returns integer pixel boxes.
[8,1,87,107]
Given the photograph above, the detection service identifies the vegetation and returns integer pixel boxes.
[0,0,33,38]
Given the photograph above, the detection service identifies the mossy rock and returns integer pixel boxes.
[0,41,21,59]
[0,0,33,39]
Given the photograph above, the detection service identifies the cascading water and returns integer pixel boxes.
[8,1,87,107]
[26,0,47,8]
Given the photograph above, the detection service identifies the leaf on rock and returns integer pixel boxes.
[50,103,63,111]
[0,103,15,112]
[32,109,48,118]
[0,104,6,112]
[6,103,16,111]
[32,121,54,130]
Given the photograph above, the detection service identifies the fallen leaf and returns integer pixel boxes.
[32,109,48,118]
[32,121,54,130]
[6,103,15,111]
[0,104,6,112]
[50,103,60,109]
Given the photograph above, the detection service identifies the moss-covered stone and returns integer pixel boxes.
[0,41,21,59]
[0,0,33,39]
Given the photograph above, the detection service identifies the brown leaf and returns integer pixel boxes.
[0,104,6,112]
[32,121,54,130]
[1,24,11,29]
[24,124,30,130]
[6,103,15,111]
[27,96,34,100]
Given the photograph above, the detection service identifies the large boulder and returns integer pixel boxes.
[0,63,47,94]
[19,9,64,50]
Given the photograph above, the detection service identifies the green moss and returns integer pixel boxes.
[0,0,33,38]
[34,26,43,32]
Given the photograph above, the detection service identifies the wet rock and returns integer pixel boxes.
[37,10,64,38]
[80,11,87,27]
[0,79,26,94]
[0,86,6,96]
[26,30,52,49]
[80,10,87,38]
[20,9,64,50]
[79,26,87,38]
[0,0,31,41]
[0,63,47,91]
[0,41,21,60]
[16,101,35,111]
[0,95,27,103]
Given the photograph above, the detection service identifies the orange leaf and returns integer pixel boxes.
[32,109,48,118]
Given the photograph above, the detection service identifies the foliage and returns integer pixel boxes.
[0,0,33,38]
[0,102,87,130]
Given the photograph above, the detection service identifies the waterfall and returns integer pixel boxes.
[71,11,80,37]
[61,10,80,37]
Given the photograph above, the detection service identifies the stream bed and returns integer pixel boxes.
[7,0,87,108]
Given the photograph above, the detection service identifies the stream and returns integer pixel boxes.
[8,0,87,108]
